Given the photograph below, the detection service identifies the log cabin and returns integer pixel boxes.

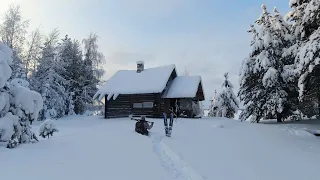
[94,61,205,118]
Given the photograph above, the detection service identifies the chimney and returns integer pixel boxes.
[137,61,144,73]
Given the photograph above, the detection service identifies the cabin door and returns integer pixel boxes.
[169,99,179,114]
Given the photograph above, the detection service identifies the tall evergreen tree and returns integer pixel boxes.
[57,35,84,114]
[208,90,218,117]
[286,0,320,116]
[239,23,266,122]
[239,5,297,122]
[216,73,239,118]
[0,42,43,148]
[31,29,67,120]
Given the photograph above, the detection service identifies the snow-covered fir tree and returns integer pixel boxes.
[0,43,13,116]
[31,29,67,120]
[238,23,265,122]
[208,90,218,117]
[54,34,105,115]
[286,0,320,116]
[0,42,43,148]
[56,35,85,114]
[239,5,297,122]
[216,73,239,118]
[286,0,320,40]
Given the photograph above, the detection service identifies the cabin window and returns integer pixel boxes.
[142,102,153,108]
[133,102,153,108]
[133,103,143,108]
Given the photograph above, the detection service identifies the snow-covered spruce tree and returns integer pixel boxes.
[0,44,20,148]
[0,43,13,116]
[216,73,239,118]
[56,35,85,114]
[238,23,267,122]
[239,5,297,122]
[286,0,320,116]
[0,5,34,127]
[31,29,68,120]
[0,42,43,148]
[286,0,320,40]
[9,81,43,143]
[208,90,218,117]
[262,6,298,121]
[56,34,105,115]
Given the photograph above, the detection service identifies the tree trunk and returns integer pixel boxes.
[318,93,320,117]
[256,116,260,123]
[277,113,282,122]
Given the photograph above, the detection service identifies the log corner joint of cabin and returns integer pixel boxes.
[94,61,205,119]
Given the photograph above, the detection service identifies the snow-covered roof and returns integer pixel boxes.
[162,76,202,99]
[94,64,176,101]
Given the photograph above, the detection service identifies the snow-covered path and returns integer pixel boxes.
[1,116,320,180]
[150,133,204,180]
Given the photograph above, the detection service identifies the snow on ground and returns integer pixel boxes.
[1,116,320,180]
[262,118,320,138]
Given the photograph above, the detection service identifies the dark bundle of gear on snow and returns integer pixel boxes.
[132,116,154,136]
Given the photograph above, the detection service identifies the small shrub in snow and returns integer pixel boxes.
[39,119,59,139]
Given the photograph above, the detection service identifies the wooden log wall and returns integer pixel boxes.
[105,94,131,118]
[131,94,156,116]
[105,93,166,118]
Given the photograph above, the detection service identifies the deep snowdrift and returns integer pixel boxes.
[0,116,320,180]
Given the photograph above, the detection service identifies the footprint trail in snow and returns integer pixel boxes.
[150,134,205,180]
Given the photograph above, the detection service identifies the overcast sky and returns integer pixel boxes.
[1,0,290,108]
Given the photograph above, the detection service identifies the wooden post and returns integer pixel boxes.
[105,95,108,119]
